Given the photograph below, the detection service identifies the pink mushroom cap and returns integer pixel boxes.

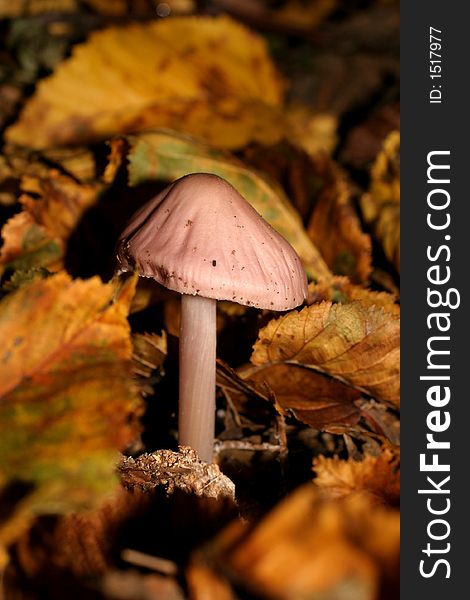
[116,173,308,311]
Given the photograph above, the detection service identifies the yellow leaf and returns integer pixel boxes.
[0,273,142,558]
[287,106,338,156]
[361,131,400,272]
[251,301,400,407]
[307,276,399,317]
[6,16,285,150]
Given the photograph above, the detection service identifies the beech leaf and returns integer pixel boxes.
[0,272,142,559]
[251,301,400,407]
[241,362,361,430]
[6,16,284,150]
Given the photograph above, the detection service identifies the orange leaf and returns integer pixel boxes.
[0,272,141,517]
[201,484,399,600]
[313,447,400,506]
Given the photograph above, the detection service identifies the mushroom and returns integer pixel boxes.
[116,173,307,462]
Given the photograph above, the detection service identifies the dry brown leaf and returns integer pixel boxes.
[0,169,103,277]
[313,447,400,506]
[200,484,399,600]
[6,16,285,150]
[307,276,399,317]
[241,362,361,430]
[361,131,400,272]
[307,155,372,283]
[251,301,400,407]
[0,273,141,563]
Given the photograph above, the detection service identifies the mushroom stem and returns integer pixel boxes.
[179,294,217,462]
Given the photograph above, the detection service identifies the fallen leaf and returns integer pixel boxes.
[110,129,332,280]
[361,131,400,273]
[307,155,372,283]
[0,273,141,561]
[6,16,285,150]
[313,446,400,506]
[200,484,399,600]
[241,362,361,430]
[307,276,399,317]
[0,169,103,277]
[251,301,400,407]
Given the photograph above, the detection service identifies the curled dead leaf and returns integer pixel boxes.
[313,446,400,506]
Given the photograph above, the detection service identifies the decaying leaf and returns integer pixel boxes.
[198,484,399,600]
[313,446,400,506]
[307,155,372,283]
[241,362,362,431]
[6,16,285,150]
[107,130,332,280]
[251,301,400,407]
[361,131,400,272]
[0,169,103,277]
[0,273,141,561]
[307,276,399,317]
